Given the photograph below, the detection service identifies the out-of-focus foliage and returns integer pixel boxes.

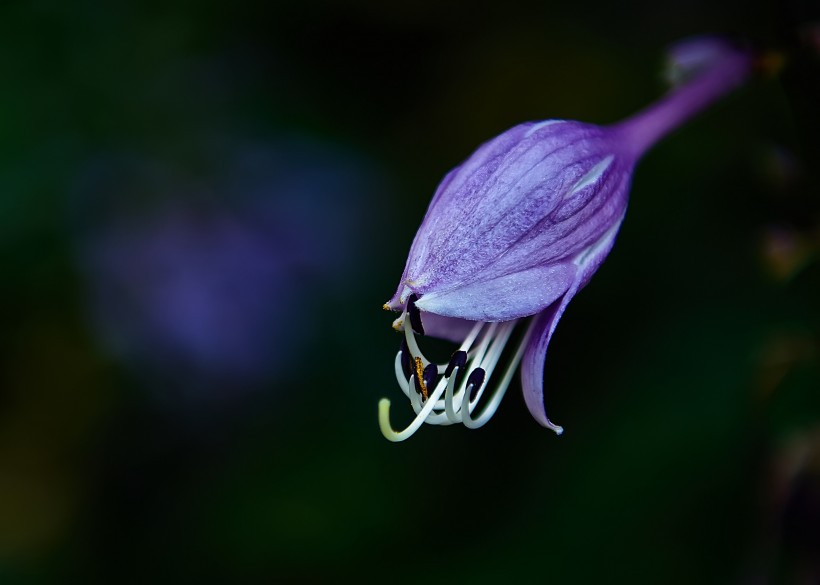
[0,0,818,583]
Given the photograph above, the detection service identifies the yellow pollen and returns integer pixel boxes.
[414,356,428,400]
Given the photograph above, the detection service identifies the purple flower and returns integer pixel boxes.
[379,38,754,441]
[74,138,382,407]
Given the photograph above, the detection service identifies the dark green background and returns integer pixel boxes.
[1,0,819,582]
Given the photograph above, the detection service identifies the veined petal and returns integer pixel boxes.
[415,263,576,321]
[380,35,755,440]
[521,214,624,429]
[389,121,632,320]
[520,291,574,432]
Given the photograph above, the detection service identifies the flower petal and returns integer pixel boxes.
[420,312,478,343]
[520,215,624,429]
[389,120,632,321]
[415,262,576,321]
[520,287,576,431]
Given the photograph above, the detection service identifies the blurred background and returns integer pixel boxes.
[1,0,819,582]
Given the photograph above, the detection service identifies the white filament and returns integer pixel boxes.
[379,308,541,442]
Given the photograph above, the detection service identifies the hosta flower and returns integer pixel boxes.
[379,37,754,441]
[74,138,381,406]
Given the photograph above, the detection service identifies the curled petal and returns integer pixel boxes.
[520,292,574,433]
[521,217,623,431]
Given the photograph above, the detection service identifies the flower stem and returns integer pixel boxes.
[613,42,753,158]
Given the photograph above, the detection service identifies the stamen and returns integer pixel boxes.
[459,321,485,353]
[444,366,461,422]
[422,363,439,397]
[463,320,534,429]
[445,350,467,378]
[465,368,486,403]
[399,339,412,380]
[409,377,423,412]
[469,321,515,407]
[403,314,426,363]
[407,294,425,336]
[470,322,498,370]
[380,313,560,440]
[413,356,427,398]
[379,367,451,442]
[394,352,411,397]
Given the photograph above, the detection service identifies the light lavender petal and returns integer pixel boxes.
[388,120,632,319]
[415,262,576,321]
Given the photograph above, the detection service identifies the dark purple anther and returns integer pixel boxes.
[399,338,413,380]
[407,294,425,336]
[422,363,439,396]
[466,368,486,402]
[444,350,467,378]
